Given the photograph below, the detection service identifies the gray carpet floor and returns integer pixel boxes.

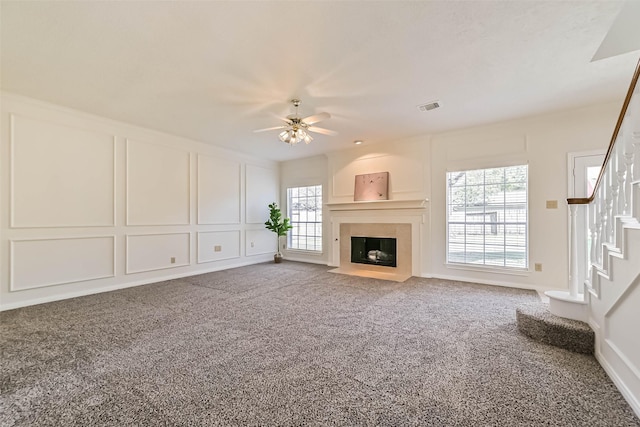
[1,261,638,426]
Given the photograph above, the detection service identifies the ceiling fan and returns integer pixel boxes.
[254,99,336,145]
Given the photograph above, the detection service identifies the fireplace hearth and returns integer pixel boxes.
[351,237,397,268]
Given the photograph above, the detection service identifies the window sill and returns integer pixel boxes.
[285,249,324,256]
[445,262,530,277]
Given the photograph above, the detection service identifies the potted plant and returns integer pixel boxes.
[264,202,292,263]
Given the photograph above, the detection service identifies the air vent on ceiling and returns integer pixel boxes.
[417,101,441,112]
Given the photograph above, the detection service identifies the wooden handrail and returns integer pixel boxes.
[567,57,640,205]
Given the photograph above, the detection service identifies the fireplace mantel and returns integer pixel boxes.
[327,199,428,276]
[326,199,429,212]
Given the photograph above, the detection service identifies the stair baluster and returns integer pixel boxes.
[597,185,605,265]
[630,94,640,184]
[617,141,627,215]
[605,168,614,245]
[588,202,596,280]
[609,149,619,246]
[623,121,634,215]
[569,204,580,298]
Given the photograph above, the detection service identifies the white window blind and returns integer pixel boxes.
[446,165,528,269]
[287,185,322,252]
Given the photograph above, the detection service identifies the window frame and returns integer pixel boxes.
[286,184,323,253]
[445,164,529,271]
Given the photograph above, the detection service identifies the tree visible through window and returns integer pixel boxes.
[447,165,528,269]
[287,185,322,252]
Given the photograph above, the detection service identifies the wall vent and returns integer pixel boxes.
[417,101,441,112]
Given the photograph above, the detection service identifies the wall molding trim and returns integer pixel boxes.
[196,230,241,264]
[125,138,191,226]
[595,346,640,419]
[0,256,273,312]
[9,235,116,291]
[125,232,191,274]
[196,154,242,225]
[9,113,117,228]
[326,199,429,211]
[426,273,541,292]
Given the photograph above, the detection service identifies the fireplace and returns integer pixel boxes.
[328,200,427,281]
[351,237,397,267]
[334,222,414,282]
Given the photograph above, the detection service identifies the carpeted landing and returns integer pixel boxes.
[1,261,638,426]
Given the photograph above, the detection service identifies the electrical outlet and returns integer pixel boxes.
[534,263,542,272]
[170,257,176,264]
[251,242,254,248]
[546,200,558,209]
[214,245,222,252]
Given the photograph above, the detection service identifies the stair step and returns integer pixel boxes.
[516,302,594,354]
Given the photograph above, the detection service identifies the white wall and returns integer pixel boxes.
[325,137,432,274]
[0,93,279,310]
[280,155,329,264]
[430,102,619,290]
[327,137,430,204]
[3,94,622,310]
[589,226,640,416]
[280,102,621,291]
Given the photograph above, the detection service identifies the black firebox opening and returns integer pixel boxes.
[351,237,397,268]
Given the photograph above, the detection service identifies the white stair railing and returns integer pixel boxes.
[567,60,640,297]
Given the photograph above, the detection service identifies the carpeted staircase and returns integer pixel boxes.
[516,301,595,354]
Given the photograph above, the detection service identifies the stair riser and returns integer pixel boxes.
[516,305,595,355]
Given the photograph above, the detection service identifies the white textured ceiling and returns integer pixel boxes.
[1,1,638,161]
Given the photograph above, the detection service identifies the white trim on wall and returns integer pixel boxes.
[9,235,116,291]
[125,138,191,226]
[596,342,640,418]
[196,230,241,264]
[0,257,273,312]
[9,113,117,228]
[196,154,242,225]
[0,92,279,311]
[125,232,191,274]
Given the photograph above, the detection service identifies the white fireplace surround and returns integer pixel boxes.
[326,199,429,277]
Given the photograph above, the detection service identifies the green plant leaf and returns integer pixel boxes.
[264,202,292,237]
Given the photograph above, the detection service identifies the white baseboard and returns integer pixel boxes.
[0,257,271,312]
[425,273,541,292]
[283,256,328,265]
[595,346,640,419]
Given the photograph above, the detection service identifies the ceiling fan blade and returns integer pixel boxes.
[302,112,330,125]
[307,126,337,136]
[270,113,292,123]
[253,125,287,133]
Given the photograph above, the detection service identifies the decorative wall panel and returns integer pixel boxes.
[332,153,423,199]
[10,115,115,227]
[10,236,115,291]
[126,140,190,225]
[126,233,190,274]
[605,274,640,382]
[197,231,241,263]
[197,155,241,224]
[245,229,275,256]
[245,164,278,224]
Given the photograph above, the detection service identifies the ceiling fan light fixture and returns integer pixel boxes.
[255,99,335,146]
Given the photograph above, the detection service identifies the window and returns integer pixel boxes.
[447,165,528,269]
[287,185,322,252]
